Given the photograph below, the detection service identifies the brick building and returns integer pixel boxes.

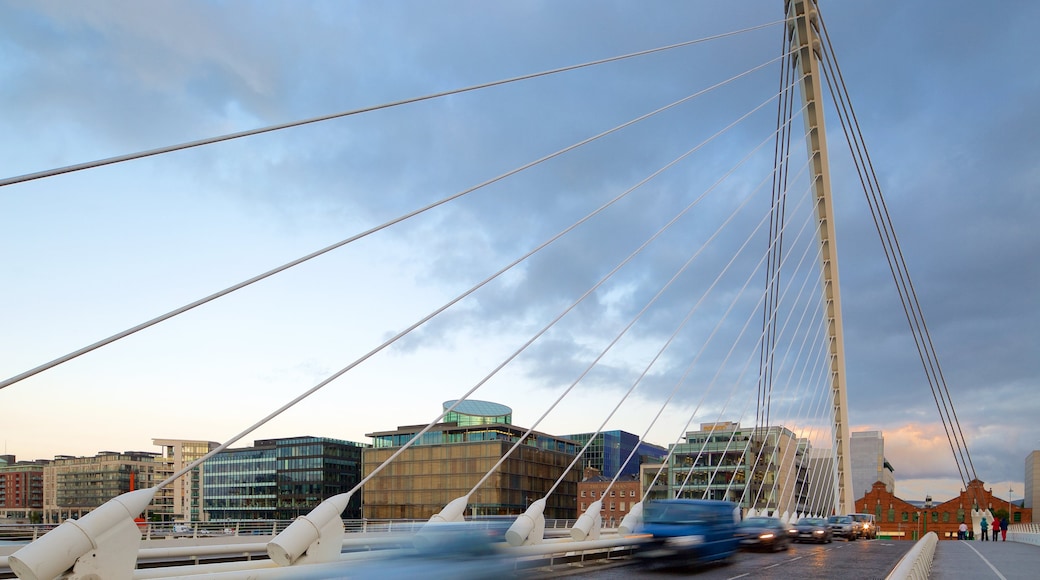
[855,479,1032,540]
[0,457,47,521]
[578,467,642,528]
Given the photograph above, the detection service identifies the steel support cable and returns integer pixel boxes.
[1,51,792,393]
[154,61,792,488]
[638,135,813,500]
[155,73,781,489]
[759,34,800,436]
[301,68,803,501]
[720,197,828,510]
[813,41,966,480]
[750,311,831,516]
[760,316,834,514]
[723,162,819,509]
[777,322,833,516]
[461,89,802,500]
[746,242,833,512]
[810,18,961,472]
[704,204,826,507]
[812,16,975,493]
[788,344,836,517]
[558,113,814,501]
[639,151,816,501]
[816,13,979,488]
[795,346,836,515]
[742,247,833,513]
[666,175,818,498]
[0,19,792,190]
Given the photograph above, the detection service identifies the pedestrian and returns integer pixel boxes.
[980,515,989,541]
[991,518,1000,541]
[958,521,967,540]
[1000,516,1009,541]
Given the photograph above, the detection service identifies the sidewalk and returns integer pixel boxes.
[930,539,1040,580]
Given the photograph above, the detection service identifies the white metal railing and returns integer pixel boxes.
[1008,523,1040,546]
[1,517,578,544]
[885,531,936,580]
[1,522,635,578]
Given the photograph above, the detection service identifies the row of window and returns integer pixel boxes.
[581,489,637,498]
[580,501,630,512]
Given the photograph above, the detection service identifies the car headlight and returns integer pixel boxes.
[814,530,825,535]
[759,533,774,540]
[667,535,705,547]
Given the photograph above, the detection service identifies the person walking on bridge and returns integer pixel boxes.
[991,518,1000,541]
[958,521,967,540]
[980,515,989,541]
[1000,516,1009,541]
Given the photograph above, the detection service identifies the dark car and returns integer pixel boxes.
[787,517,833,543]
[827,515,857,540]
[735,516,790,552]
[634,499,740,568]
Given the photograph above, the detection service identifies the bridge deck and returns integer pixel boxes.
[931,539,1040,580]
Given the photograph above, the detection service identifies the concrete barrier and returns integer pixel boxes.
[1007,523,1040,546]
[885,531,936,580]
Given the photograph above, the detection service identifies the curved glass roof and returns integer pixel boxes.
[442,399,512,417]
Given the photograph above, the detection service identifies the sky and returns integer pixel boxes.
[1,1,1037,507]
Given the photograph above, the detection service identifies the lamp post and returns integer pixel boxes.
[1008,486,1013,536]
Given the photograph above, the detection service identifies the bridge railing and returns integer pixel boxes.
[2,518,581,544]
[885,531,937,580]
[1008,523,1040,546]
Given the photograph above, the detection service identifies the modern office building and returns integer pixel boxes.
[805,447,836,515]
[0,456,47,521]
[42,451,163,523]
[560,430,668,479]
[153,439,220,522]
[640,462,670,502]
[850,430,895,500]
[202,436,367,521]
[1025,450,1039,510]
[665,422,802,515]
[363,400,581,520]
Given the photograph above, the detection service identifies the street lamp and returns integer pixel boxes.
[1008,486,1013,533]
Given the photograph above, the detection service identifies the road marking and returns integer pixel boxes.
[962,542,1008,580]
[763,555,803,569]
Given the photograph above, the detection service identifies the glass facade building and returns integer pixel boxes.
[665,422,803,514]
[561,430,667,479]
[202,436,367,521]
[365,402,581,520]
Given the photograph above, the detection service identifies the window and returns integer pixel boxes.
[580,490,586,497]
[620,502,626,512]
[610,490,615,497]
[580,502,586,510]
[629,490,635,497]
[609,502,615,511]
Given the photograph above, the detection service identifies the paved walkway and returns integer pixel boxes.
[931,539,1040,580]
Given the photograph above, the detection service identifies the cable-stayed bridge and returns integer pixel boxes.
[1,0,1031,578]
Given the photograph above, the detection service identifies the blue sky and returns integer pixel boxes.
[1,1,1038,506]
